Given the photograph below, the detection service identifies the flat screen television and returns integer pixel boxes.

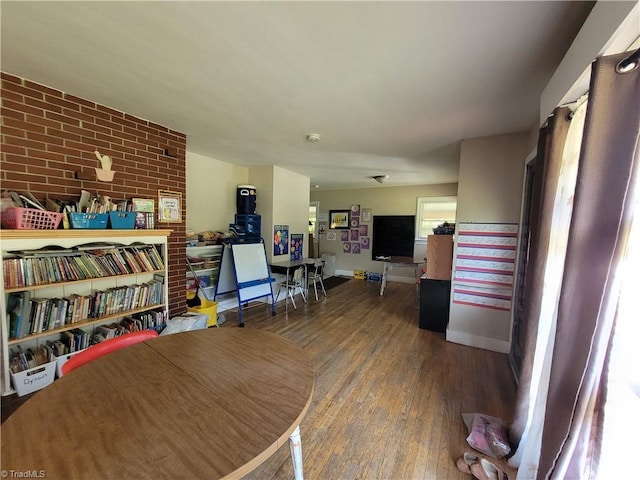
[372,215,415,260]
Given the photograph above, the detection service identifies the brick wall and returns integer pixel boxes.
[0,72,187,317]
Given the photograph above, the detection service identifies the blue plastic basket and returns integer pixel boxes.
[108,211,136,229]
[69,213,108,229]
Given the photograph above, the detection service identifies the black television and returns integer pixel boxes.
[372,215,416,260]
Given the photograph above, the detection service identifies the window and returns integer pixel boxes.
[415,196,457,239]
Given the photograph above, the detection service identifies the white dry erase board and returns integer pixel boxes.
[216,241,273,300]
[230,242,272,302]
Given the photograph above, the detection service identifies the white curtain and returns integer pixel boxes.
[511,99,587,479]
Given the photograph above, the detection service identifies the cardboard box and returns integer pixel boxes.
[426,235,453,280]
[366,272,381,282]
[11,360,57,396]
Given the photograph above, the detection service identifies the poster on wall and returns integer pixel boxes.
[352,242,361,254]
[452,285,512,311]
[290,234,304,260]
[274,225,289,256]
[453,222,518,311]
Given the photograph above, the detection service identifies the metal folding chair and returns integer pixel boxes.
[277,266,307,309]
[308,259,327,300]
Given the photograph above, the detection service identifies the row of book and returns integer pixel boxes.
[8,311,167,374]
[3,245,164,289]
[92,311,166,343]
[6,280,164,339]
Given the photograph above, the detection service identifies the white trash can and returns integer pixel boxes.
[321,253,336,279]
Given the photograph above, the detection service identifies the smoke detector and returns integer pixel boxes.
[372,175,389,184]
[306,133,320,142]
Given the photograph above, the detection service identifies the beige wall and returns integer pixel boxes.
[447,131,530,353]
[456,133,529,224]
[186,151,248,233]
[311,184,458,276]
[250,165,310,264]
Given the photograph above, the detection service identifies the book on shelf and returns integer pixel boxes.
[132,198,155,213]
[134,211,147,229]
[6,292,24,339]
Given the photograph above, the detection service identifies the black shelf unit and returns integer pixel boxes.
[234,214,261,239]
[418,278,451,332]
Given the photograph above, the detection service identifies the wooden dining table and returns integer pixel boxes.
[1,328,315,480]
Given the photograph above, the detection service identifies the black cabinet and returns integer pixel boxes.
[419,278,451,332]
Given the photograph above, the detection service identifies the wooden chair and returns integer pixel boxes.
[61,330,159,375]
[308,259,327,301]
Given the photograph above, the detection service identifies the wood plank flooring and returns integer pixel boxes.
[220,278,517,479]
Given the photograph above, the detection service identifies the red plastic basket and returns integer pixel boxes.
[1,207,63,230]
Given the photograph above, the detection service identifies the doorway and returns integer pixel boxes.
[309,201,319,258]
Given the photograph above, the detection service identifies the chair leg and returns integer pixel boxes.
[319,278,327,297]
[313,280,319,301]
[289,288,297,309]
[277,284,288,309]
[298,285,307,304]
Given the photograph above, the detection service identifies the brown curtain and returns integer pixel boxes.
[538,50,640,479]
[509,107,571,446]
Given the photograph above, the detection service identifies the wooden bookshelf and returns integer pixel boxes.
[0,230,172,396]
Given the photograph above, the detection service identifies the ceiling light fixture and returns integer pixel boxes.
[372,175,389,184]
[306,133,320,142]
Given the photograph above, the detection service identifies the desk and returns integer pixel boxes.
[379,259,423,295]
[270,258,318,308]
[1,329,314,480]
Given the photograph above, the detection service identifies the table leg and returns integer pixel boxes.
[380,262,390,295]
[289,425,304,480]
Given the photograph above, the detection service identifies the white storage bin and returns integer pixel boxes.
[11,360,57,397]
[55,349,87,378]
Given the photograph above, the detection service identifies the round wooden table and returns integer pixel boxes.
[1,329,314,479]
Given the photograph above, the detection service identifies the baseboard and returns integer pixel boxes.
[216,288,299,312]
[386,275,415,285]
[334,269,415,285]
[446,328,510,353]
[335,269,353,277]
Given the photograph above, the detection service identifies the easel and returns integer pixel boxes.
[214,238,276,327]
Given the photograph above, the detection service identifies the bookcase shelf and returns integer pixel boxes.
[7,303,165,346]
[186,244,221,300]
[1,230,172,396]
[4,270,165,293]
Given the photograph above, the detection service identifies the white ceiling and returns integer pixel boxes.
[1,1,595,190]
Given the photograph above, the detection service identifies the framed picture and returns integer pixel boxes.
[132,197,155,213]
[329,210,351,229]
[362,208,372,222]
[158,190,182,223]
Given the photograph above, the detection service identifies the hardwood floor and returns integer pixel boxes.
[221,278,517,479]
